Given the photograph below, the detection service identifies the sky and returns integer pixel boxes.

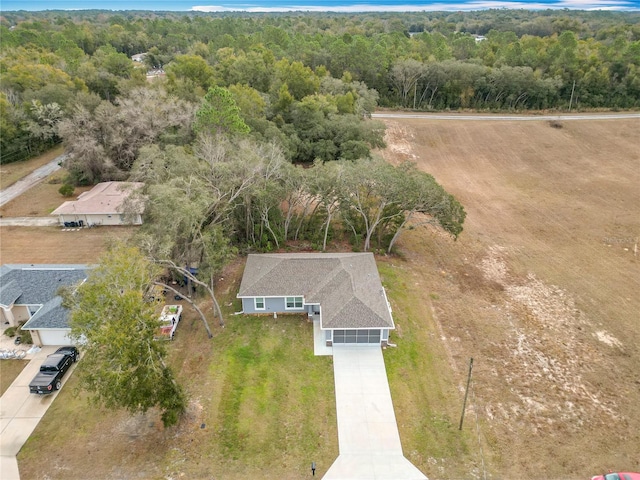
[1,0,639,11]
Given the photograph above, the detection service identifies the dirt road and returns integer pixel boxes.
[373,112,640,121]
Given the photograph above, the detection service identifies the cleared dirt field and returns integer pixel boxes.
[380,118,640,478]
[0,146,64,190]
[0,226,136,264]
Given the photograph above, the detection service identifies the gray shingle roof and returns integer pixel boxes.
[1,265,88,330]
[238,253,394,330]
[22,297,69,329]
[0,278,23,307]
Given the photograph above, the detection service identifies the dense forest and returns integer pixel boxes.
[1,9,639,163]
[1,9,638,260]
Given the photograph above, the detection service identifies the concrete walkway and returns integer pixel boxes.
[313,319,333,356]
[0,346,71,480]
[323,347,427,480]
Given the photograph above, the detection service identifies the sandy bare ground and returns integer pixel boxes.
[0,226,135,264]
[379,118,640,478]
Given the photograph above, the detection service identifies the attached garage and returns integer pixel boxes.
[35,329,73,346]
[1,265,88,347]
[332,329,382,344]
[238,253,395,347]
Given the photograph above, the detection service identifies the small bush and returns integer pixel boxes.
[59,184,75,197]
[4,326,17,337]
[19,327,33,345]
[549,120,563,129]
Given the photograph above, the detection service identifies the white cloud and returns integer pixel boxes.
[191,0,638,12]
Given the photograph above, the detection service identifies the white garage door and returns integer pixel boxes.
[332,329,381,344]
[38,329,72,346]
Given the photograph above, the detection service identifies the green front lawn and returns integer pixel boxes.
[19,308,338,479]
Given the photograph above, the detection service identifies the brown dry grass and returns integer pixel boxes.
[0,226,136,264]
[0,360,29,396]
[0,169,93,218]
[0,146,64,190]
[379,118,640,478]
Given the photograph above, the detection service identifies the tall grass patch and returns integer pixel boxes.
[378,260,480,478]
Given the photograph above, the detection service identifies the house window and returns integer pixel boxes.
[254,297,265,310]
[285,296,303,309]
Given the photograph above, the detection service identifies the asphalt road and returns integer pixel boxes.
[372,112,640,121]
[0,154,67,208]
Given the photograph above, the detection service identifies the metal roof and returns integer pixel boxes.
[238,253,394,330]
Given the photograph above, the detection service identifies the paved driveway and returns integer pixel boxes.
[0,156,65,208]
[323,346,427,480]
[0,346,71,480]
[0,217,58,227]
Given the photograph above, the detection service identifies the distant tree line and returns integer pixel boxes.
[4,8,639,255]
[1,10,639,163]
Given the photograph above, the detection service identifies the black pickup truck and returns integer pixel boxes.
[29,346,79,395]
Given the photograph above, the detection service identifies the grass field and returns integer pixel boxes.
[18,261,340,479]
[0,226,136,264]
[14,253,482,480]
[0,168,93,218]
[381,117,640,478]
[5,117,639,479]
[0,146,64,190]
[0,360,29,396]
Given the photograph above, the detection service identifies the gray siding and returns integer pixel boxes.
[241,297,306,314]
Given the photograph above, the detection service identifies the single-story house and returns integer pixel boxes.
[51,181,144,227]
[237,253,395,346]
[0,264,88,346]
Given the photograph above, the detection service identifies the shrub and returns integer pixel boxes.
[59,184,75,197]
[18,323,33,344]
[4,326,17,337]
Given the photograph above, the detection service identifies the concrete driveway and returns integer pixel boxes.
[323,346,427,480]
[0,346,72,480]
[0,217,58,227]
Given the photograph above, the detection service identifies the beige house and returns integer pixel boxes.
[51,181,144,227]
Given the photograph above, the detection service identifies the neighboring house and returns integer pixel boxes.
[0,264,88,346]
[238,253,395,346]
[131,53,147,62]
[51,181,144,227]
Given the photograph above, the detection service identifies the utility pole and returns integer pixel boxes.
[568,79,576,112]
[459,357,474,431]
